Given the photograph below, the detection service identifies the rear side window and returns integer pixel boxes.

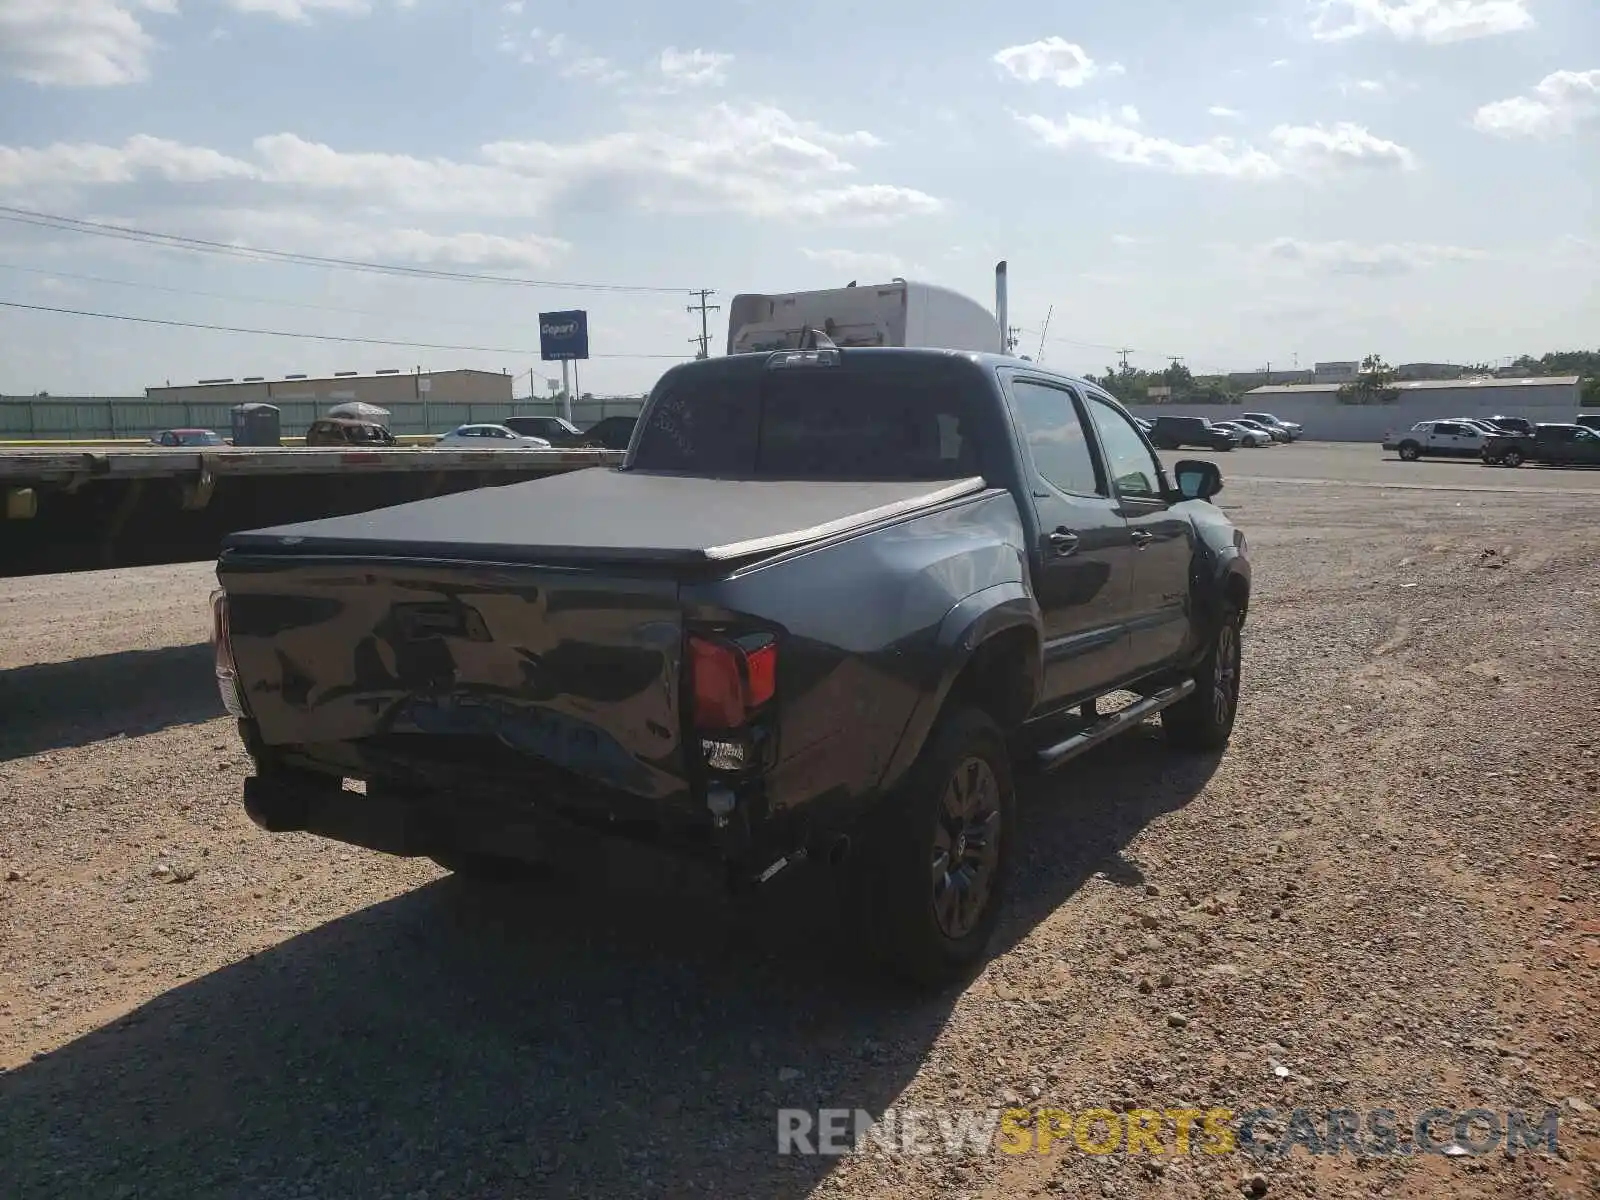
[1009,379,1099,496]
[631,364,986,481]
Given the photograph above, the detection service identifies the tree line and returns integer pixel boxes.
[1089,349,1599,408]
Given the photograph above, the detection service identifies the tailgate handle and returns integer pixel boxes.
[392,602,489,642]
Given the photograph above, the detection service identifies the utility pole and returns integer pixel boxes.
[687,289,720,359]
[1117,348,1133,372]
[1005,325,1023,354]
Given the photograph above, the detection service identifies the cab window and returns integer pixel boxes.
[1086,395,1163,500]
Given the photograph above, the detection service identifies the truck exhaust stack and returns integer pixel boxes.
[995,261,1008,355]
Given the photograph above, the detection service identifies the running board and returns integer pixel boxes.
[1034,680,1196,773]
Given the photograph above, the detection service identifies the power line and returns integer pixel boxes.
[0,299,689,360]
[0,205,694,296]
[0,261,556,333]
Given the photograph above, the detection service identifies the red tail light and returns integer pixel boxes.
[688,634,777,731]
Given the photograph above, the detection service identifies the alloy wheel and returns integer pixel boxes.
[930,757,1002,940]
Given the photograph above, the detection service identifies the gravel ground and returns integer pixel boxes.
[1,468,1598,1200]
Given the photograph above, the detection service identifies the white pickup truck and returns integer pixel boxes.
[1383,419,1488,461]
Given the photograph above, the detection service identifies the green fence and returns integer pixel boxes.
[0,395,647,441]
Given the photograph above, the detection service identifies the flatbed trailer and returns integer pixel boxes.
[0,445,623,578]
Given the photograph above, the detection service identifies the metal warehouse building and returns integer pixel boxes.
[145,367,514,409]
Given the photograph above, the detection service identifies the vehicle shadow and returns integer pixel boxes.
[0,728,1217,1200]
[0,643,223,761]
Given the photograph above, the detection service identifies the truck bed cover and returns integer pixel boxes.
[221,466,988,566]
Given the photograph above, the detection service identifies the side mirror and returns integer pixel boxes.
[1174,459,1223,502]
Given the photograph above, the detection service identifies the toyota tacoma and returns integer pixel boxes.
[210,338,1251,986]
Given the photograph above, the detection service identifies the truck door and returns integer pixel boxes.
[1429,422,1470,455]
[1084,392,1197,671]
[1005,376,1135,703]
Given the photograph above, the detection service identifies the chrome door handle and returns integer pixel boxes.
[1131,530,1155,547]
[1047,528,1079,556]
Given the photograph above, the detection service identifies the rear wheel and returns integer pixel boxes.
[1398,441,1421,462]
[856,707,1015,987]
[1163,603,1243,752]
[1502,448,1524,467]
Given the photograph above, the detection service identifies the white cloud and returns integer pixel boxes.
[1016,109,1416,178]
[501,27,627,84]
[1269,121,1417,172]
[250,133,554,215]
[993,37,1124,88]
[1310,0,1534,43]
[0,103,939,229]
[1110,233,1145,246]
[185,207,570,269]
[481,103,924,223]
[659,47,732,87]
[1258,236,1484,276]
[0,134,258,187]
[1016,108,1282,178]
[0,0,175,87]
[1340,78,1388,95]
[225,0,372,20]
[1208,106,1243,119]
[801,247,916,278]
[1016,108,1416,179]
[1472,69,1600,138]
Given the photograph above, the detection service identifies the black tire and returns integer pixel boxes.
[1162,603,1243,753]
[1398,441,1421,462]
[1502,448,1524,467]
[855,707,1016,987]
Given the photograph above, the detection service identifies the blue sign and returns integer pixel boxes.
[539,310,589,361]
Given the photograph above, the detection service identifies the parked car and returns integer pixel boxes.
[1212,421,1272,448]
[150,428,226,447]
[1133,416,1154,436]
[1575,413,1600,434]
[1241,412,1303,441]
[1233,418,1287,443]
[434,424,552,449]
[1480,414,1535,437]
[583,414,638,450]
[1151,415,1239,451]
[502,415,590,447]
[212,343,1252,987]
[304,417,396,447]
[1482,423,1600,468]
[1452,417,1503,436]
[1383,419,1488,461]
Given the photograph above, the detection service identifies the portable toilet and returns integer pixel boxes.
[231,402,281,447]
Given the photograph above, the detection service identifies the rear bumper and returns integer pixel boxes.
[233,719,831,880]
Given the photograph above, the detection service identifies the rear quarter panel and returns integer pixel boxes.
[686,490,1030,824]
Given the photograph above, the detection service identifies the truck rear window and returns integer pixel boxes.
[630,365,985,481]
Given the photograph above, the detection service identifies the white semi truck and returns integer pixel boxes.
[726,262,1011,356]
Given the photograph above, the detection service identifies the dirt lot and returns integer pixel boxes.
[2,454,1598,1200]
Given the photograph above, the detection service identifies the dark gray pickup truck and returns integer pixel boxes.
[210,342,1252,985]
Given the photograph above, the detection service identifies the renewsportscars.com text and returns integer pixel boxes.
[777,1105,1562,1159]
